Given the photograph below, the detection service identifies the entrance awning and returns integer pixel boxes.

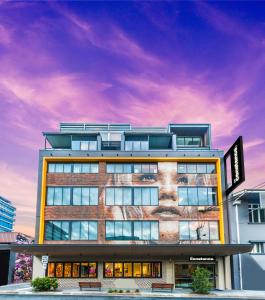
[7,243,253,258]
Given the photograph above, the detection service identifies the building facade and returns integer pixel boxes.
[30,123,251,290]
[0,196,16,232]
[230,189,265,290]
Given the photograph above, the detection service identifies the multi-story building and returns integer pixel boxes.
[0,196,16,232]
[230,189,265,290]
[22,123,251,290]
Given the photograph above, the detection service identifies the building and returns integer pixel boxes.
[0,232,33,286]
[0,196,16,232]
[15,123,251,290]
[230,189,265,290]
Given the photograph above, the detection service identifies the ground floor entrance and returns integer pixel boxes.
[175,263,215,288]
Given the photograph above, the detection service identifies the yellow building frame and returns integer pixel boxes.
[38,157,225,244]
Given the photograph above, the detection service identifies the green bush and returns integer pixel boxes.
[108,289,113,293]
[119,289,123,293]
[126,290,130,293]
[191,267,213,294]
[135,289,140,293]
[31,277,58,291]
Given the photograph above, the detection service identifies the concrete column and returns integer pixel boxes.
[224,256,232,289]
[33,256,44,279]
[216,257,225,290]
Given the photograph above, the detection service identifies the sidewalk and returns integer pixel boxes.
[0,284,265,299]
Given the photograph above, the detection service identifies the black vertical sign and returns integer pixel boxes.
[224,136,245,195]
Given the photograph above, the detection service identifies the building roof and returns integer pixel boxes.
[7,243,252,257]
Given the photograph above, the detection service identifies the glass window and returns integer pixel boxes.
[124,263,132,277]
[248,204,265,223]
[55,263,63,278]
[177,137,185,146]
[55,164,64,173]
[107,164,115,173]
[197,164,207,174]
[72,263,80,278]
[150,164,158,174]
[142,221,151,240]
[134,188,141,205]
[90,188,98,205]
[48,263,55,277]
[64,164,72,173]
[133,141,141,151]
[207,164,216,174]
[151,221,159,240]
[90,163,98,173]
[61,221,70,240]
[71,221,80,240]
[142,263,151,277]
[72,140,80,150]
[187,164,196,173]
[133,263,142,277]
[80,141,88,151]
[151,188,159,205]
[124,164,132,173]
[179,221,189,240]
[142,188,150,205]
[114,263,123,277]
[54,188,62,205]
[73,188,82,205]
[198,222,209,240]
[188,188,198,205]
[104,262,114,278]
[192,137,201,146]
[133,221,142,240]
[177,164,186,173]
[89,141,97,151]
[115,164,123,173]
[73,164,82,173]
[134,164,141,173]
[63,188,71,205]
[189,221,198,240]
[209,221,219,240]
[45,222,53,240]
[64,263,72,278]
[141,141,149,150]
[178,188,188,205]
[47,188,54,205]
[106,188,115,205]
[89,221,98,240]
[142,164,150,174]
[208,188,217,205]
[115,188,123,206]
[80,222,88,240]
[106,221,114,240]
[198,188,208,205]
[88,262,97,278]
[123,188,132,205]
[152,262,161,278]
[48,164,55,173]
[81,263,89,278]
[125,141,132,151]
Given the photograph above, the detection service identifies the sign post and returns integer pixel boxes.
[41,255,49,277]
[225,136,245,195]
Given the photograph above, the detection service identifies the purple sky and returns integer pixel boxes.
[0,1,264,236]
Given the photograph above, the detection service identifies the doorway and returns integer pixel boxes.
[175,263,215,288]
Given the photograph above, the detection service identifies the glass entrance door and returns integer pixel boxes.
[175,264,215,288]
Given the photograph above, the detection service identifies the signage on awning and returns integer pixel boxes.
[224,136,245,195]
[189,256,215,262]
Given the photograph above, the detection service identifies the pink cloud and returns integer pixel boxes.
[0,162,36,236]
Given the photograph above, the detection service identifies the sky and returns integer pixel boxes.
[0,1,265,237]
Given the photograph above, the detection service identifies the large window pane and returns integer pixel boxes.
[189,221,198,240]
[133,222,142,240]
[45,222,53,240]
[142,164,150,174]
[134,188,142,205]
[90,163,98,173]
[80,141,88,151]
[123,188,132,205]
[73,164,82,173]
[81,263,89,278]
[72,263,80,278]
[88,262,97,278]
[142,263,151,277]
[133,141,141,151]
[73,188,82,205]
[142,221,151,239]
[63,188,71,205]
[82,164,90,173]
[115,221,123,239]
[134,164,141,174]
[48,164,55,173]
[64,263,72,278]
[71,221,80,240]
[89,141,97,151]
[90,188,98,205]
[64,164,72,173]
[124,263,132,277]
[47,188,54,205]
[89,221,98,240]
[187,164,196,173]
[114,263,123,277]
[198,222,209,240]
[48,263,55,277]
[115,188,123,205]
[177,164,186,173]
[197,164,207,174]
[142,188,150,205]
[61,221,70,240]
[115,164,123,173]
[198,188,208,205]
[54,188,62,205]
[80,222,88,240]
[107,164,115,173]
[151,222,159,240]
[104,263,113,278]
[209,222,219,240]
[55,164,64,173]
[188,188,198,205]
[178,188,188,205]
[106,221,114,239]
[53,221,62,240]
[106,188,114,205]
[123,164,132,173]
[72,140,80,150]
[82,188,90,205]
[207,164,216,174]
[179,221,189,240]
[150,164,158,174]
[133,263,141,277]
[208,188,217,205]
[150,188,158,205]
[55,263,63,278]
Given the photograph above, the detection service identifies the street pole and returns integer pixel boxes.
[233,200,243,290]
